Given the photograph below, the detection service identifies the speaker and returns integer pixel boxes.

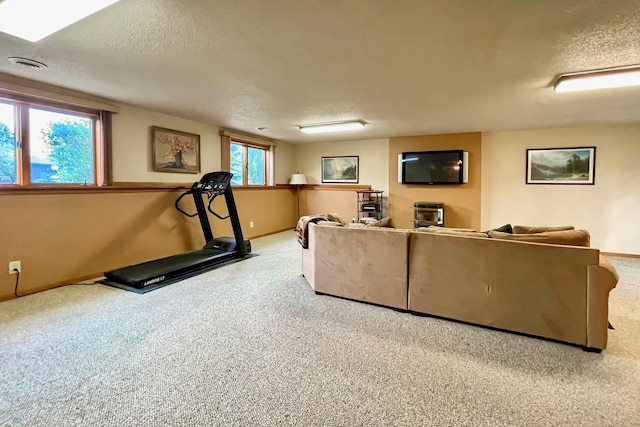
[398,154,403,183]
[463,151,469,183]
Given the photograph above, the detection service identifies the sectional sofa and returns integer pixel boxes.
[300,221,619,351]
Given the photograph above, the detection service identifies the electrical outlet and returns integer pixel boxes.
[9,260,21,274]
[250,221,254,228]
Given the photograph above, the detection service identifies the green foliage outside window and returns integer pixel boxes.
[247,147,265,185]
[42,120,94,184]
[0,123,16,184]
[229,142,267,185]
[230,143,244,185]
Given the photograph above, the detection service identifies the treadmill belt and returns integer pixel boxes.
[100,253,257,294]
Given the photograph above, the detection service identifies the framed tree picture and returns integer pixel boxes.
[321,156,359,183]
[526,147,596,184]
[151,126,201,174]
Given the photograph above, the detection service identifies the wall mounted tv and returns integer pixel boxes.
[400,150,466,185]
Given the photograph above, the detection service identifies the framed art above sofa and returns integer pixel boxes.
[526,147,595,184]
[321,156,359,183]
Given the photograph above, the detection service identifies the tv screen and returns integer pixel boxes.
[401,150,464,184]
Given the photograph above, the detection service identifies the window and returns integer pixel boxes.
[230,142,267,186]
[220,130,276,186]
[0,97,109,186]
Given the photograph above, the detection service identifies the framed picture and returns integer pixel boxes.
[151,126,201,174]
[322,156,359,183]
[526,147,596,185]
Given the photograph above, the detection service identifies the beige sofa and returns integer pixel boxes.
[301,222,619,351]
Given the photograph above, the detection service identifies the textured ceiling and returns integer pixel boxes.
[0,0,639,143]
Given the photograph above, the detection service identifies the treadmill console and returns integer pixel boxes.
[192,171,234,194]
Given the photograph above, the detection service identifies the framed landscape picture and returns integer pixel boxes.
[526,147,596,185]
[322,156,359,183]
[151,126,201,174]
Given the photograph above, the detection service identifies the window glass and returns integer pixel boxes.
[0,102,17,184]
[247,146,265,185]
[29,108,94,184]
[230,143,244,185]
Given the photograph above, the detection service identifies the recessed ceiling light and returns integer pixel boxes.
[0,0,120,42]
[7,56,47,69]
[299,120,365,134]
[554,64,640,93]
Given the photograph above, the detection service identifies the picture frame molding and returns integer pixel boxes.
[526,146,596,185]
[321,155,359,183]
[151,126,201,174]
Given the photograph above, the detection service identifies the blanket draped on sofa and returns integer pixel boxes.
[296,214,332,249]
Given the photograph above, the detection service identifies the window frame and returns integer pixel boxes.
[230,141,269,186]
[0,94,111,188]
[220,129,277,187]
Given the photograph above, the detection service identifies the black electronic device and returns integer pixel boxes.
[401,150,464,185]
[103,171,251,290]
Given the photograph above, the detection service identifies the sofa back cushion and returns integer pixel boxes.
[512,225,575,234]
[414,227,489,239]
[488,229,590,247]
[367,216,395,228]
[312,224,410,310]
[408,231,600,347]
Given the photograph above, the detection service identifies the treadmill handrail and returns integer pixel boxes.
[207,196,230,220]
[175,191,198,217]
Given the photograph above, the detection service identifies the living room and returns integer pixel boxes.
[1,1,639,425]
[2,104,638,299]
[1,1,638,298]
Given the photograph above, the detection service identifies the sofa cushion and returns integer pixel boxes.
[484,223,513,234]
[488,229,590,247]
[367,216,395,228]
[326,213,350,226]
[414,227,489,239]
[512,225,575,234]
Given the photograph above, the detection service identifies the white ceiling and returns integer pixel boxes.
[0,0,639,143]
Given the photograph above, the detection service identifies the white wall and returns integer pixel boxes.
[112,104,221,182]
[113,104,295,185]
[275,141,295,184]
[482,124,640,254]
[293,138,390,193]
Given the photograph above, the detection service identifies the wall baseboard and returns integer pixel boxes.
[601,252,640,259]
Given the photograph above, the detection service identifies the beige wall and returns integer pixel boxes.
[0,188,296,301]
[389,133,482,230]
[481,124,640,255]
[112,104,222,182]
[112,104,295,184]
[275,141,295,184]
[293,139,389,193]
[298,186,371,222]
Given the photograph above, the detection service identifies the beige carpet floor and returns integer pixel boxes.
[0,231,639,426]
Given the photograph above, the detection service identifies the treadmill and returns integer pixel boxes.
[103,171,251,289]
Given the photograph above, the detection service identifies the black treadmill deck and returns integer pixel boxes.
[100,252,255,293]
[104,248,238,289]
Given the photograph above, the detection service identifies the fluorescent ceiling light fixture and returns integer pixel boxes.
[299,121,365,134]
[0,0,120,42]
[554,65,640,93]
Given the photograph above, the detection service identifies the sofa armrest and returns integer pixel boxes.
[312,224,410,309]
[586,256,619,350]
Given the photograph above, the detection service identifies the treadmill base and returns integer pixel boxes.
[98,253,257,294]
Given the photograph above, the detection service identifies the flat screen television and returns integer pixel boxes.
[401,150,464,185]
